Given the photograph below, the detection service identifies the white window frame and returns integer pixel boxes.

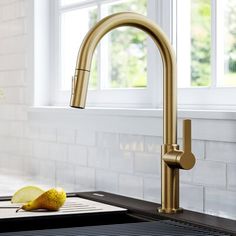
[34,0,236,110]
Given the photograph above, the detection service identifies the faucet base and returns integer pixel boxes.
[157,207,183,214]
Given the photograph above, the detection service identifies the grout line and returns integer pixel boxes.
[225,163,228,190]
[204,140,207,160]
[203,186,206,213]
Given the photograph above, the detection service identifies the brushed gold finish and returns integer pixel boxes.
[70,12,196,213]
[163,120,195,170]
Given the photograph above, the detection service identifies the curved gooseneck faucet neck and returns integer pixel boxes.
[70,12,195,213]
[70,12,177,145]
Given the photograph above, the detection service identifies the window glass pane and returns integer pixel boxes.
[191,0,211,87]
[101,0,147,89]
[218,0,236,87]
[60,7,98,90]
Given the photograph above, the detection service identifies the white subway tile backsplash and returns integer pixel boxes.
[0,18,25,38]
[0,71,25,87]
[189,140,205,160]
[33,141,49,159]
[143,176,161,203]
[205,188,236,220]
[0,120,9,135]
[0,0,19,7]
[227,164,236,190]
[180,183,204,212]
[97,132,119,149]
[76,130,96,146]
[1,1,25,21]
[68,145,87,166]
[19,138,33,156]
[0,105,15,120]
[180,169,193,183]
[39,126,57,142]
[55,162,75,187]
[24,124,39,139]
[3,87,25,104]
[134,152,160,176]
[0,35,26,55]
[193,160,226,187]
[119,174,143,199]
[8,121,24,137]
[15,105,28,121]
[0,136,13,153]
[39,160,55,185]
[75,166,95,190]
[109,149,133,174]
[1,136,20,155]
[4,154,24,174]
[178,139,205,160]
[96,170,118,193]
[120,134,144,152]
[88,147,109,169]
[48,143,68,162]
[0,153,10,171]
[144,136,162,153]
[0,54,26,70]
[57,128,75,144]
[206,141,236,163]
[23,157,41,179]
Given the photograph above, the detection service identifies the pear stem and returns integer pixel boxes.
[16,207,22,213]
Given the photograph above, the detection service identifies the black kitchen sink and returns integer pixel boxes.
[0,219,232,236]
[0,192,234,235]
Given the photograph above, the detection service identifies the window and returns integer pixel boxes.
[44,0,236,109]
[60,0,147,90]
[51,0,160,108]
[177,0,236,109]
[179,0,236,89]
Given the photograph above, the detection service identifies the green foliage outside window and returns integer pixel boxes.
[88,0,147,89]
[191,0,211,86]
[108,0,147,88]
[191,0,236,87]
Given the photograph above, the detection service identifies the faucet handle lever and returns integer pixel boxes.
[183,119,191,153]
[163,119,195,170]
[177,119,195,170]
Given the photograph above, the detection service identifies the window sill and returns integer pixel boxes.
[28,106,236,120]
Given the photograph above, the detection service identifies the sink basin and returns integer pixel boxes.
[0,220,232,236]
[0,193,234,235]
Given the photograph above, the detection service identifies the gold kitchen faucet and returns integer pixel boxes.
[70,12,195,213]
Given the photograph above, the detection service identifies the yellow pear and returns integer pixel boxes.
[16,188,66,212]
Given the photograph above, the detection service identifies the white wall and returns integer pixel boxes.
[0,0,235,220]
